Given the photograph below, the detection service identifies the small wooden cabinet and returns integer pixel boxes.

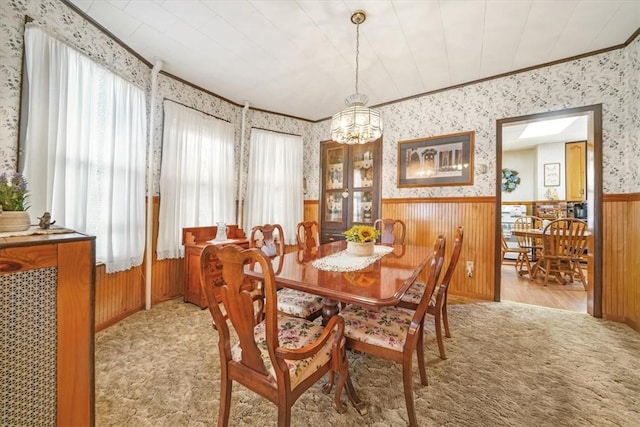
[182,225,247,308]
[319,139,381,243]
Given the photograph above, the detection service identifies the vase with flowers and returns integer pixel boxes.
[343,224,379,256]
[0,172,31,232]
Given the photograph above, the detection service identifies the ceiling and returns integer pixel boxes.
[502,114,589,151]
[67,0,640,121]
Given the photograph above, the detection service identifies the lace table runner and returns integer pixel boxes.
[0,225,75,238]
[311,245,394,272]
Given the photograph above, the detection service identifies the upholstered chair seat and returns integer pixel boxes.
[340,305,415,352]
[230,315,334,389]
[276,289,324,320]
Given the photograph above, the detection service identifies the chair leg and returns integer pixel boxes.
[442,296,451,338]
[277,404,291,427]
[416,323,428,385]
[403,362,418,427]
[218,375,232,427]
[434,309,446,360]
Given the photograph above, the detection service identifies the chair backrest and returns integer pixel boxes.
[296,220,319,250]
[513,215,542,249]
[407,235,446,340]
[250,224,285,258]
[373,218,406,244]
[199,244,279,381]
[542,218,587,259]
[439,226,464,290]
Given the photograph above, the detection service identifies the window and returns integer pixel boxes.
[244,129,303,244]
[22,25,147,273]
[156,101,235,259]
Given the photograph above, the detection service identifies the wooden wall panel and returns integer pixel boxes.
[150,197,184,303]
[95,264,144,331]
[626,199,640,330]
[382,198,496,300]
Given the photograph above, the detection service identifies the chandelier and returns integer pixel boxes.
[330,10,383,145]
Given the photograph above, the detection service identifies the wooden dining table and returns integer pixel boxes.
[244,239,434,415]
[511,227,590,282]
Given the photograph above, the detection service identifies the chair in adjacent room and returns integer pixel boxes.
[536,218,588,286]
[399,226,464,360]
[501,232,530,273]
[373,218,406,244]
[251,223,323,320]
[199,244,348,427]
[341,235,446,427]
[512,215,543,277]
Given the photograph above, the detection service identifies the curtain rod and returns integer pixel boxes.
[163,98,230,123]
[251,127,301,137]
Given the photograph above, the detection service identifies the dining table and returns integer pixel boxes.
[511,227,590,282]
[244,239,435,415]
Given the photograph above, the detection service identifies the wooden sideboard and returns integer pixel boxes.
[0,232,95,427]
[182,225,248,308]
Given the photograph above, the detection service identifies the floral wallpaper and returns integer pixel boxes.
[1,0,638,204]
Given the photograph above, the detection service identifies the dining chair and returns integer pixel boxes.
[500,232,530,273]
[398,226,464,360]
[512,215,543,276]
[373,218,406,244]
[199,244,349,427]
[340,235,446,427]
[296,220,320,250]
[536,218,588,286]
[251,224,323,320]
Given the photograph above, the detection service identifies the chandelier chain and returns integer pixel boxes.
[355,22,360,95]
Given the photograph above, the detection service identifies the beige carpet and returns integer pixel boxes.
[95,298,640,426]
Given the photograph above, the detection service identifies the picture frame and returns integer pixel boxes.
[397,131,474,187]
[544,162,561,187]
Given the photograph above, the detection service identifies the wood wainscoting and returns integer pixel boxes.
[95,195,639,333]
[95,197,183,331]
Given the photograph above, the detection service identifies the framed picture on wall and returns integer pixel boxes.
[544,162,561,187]
[397,131,474,187]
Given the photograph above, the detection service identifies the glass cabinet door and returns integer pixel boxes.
[351,145,374,189]
[324,192,344,223]
[352,190,374,224]
[325,147,345,190]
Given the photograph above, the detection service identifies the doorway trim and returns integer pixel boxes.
[494,104,602,317]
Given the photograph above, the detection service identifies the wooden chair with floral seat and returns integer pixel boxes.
[251,224,323,321]
[536,218,588,286]
[296,220,320,250]
[340,235,446,427]
[398,226,464,360]
[373,218,406,244]
[199,244,349,427]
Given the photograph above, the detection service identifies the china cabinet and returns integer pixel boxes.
[319,139,381,243]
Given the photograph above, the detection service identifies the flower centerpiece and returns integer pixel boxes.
[0,172,31,232]
[343,224,379,256]
[501,168,521,193]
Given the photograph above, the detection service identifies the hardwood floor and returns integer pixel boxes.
[500,261,587,313]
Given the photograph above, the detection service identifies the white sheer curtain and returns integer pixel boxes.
[156,101,235,259]
[22,25,146,273]
[244,129,303,245]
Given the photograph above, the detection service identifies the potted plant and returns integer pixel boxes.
[0,172,31,232]
[343,224,379,256]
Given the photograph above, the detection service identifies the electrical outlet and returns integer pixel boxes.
[466,261,474,277]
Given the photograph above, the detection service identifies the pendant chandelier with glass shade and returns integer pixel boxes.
[330,10,383,145]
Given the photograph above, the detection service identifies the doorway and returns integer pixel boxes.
[494,105,603,317]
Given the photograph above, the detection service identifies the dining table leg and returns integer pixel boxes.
[321,297,368,415]
[321,298,340,326]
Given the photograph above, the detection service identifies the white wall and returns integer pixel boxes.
[502,149,535,202]
[535,143,566,200]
